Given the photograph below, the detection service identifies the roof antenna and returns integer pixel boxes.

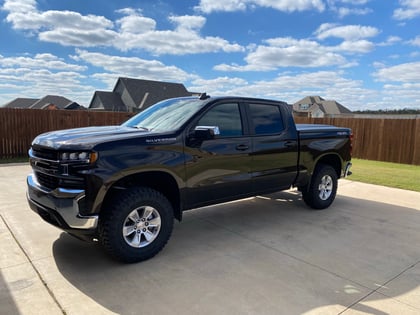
[199,92,210,100]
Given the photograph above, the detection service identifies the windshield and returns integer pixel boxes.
[122,97,207,132]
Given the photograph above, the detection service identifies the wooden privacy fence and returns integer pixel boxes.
[0,108,134,159]
[1,108,419,165]
[294,117,420,166]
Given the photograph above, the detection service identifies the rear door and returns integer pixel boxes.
[183,102,253,208]
[247,102,299,193]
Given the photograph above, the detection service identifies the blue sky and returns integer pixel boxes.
[0,0,419,110]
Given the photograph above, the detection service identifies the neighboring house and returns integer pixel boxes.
[89,77,195,112]
[293,96,352,118]
[2,95,84,110]
[30,95,73,109]
[89,91,127,112]
[3,98,39,109]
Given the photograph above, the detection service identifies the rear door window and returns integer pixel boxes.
[248,104,284,135]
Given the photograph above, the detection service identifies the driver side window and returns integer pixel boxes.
[197,103,243,137]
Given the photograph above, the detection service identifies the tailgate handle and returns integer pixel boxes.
[236,144,249,151]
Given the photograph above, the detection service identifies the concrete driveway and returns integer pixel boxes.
[1,163,419,315]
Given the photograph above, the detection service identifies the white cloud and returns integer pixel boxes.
[373,62,420,83]
[393,0,420,20]
[2,1,244,55]
[333,40,374,53]
[409,36,420,46]
[116,11,156,34]
[189,77,248,93]
[74,49,194,82]
[326,0,372,18]
[187,70,380,110]
[0,50,97,105]
[0,66,94,105]
[0,53,86,71]
[336,7,371,17]
[378,36,402,47]
[195,0,326,13]
[336,0,370,4]
[115,14,244,54]
[315,24,379,40]
[213,34,376,72]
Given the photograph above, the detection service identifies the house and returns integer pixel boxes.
[89,91,127,112]
[2,95,84,110]
[89,77,195,112]
[293,96,352,118]
[3,98,39,109]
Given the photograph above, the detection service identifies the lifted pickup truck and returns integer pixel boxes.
[27,95,352,263]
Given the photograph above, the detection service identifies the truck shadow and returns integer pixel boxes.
[52,192,420,314]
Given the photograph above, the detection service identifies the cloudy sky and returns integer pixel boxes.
[1,0,419,110]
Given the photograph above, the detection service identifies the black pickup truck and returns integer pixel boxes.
[27,95,352,263]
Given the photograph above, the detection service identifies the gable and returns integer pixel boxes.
[31,95,73,109]
[89,91,126,111]
[114,77,192,111]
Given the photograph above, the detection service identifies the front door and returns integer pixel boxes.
[184,102,253,208]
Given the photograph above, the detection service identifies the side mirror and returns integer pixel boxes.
[187,126,220,147]
[194,126,220,140]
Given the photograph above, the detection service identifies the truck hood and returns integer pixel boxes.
[32,126,156,150]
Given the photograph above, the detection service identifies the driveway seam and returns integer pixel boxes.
[198,216,420,313]
[338,260,420,314]
[0,214,66,315]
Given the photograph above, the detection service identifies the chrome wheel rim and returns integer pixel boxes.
[318,175,333,200]
[123,206,161,248]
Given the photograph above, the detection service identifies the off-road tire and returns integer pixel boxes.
[99,187,174,263]
[302,164,338,210]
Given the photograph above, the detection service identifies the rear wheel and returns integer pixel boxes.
[302,164,338,210]
[99,187,174,263]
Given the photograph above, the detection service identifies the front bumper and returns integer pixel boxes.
[344,162,352,177]
[27,173,98,231]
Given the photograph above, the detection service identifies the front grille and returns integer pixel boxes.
[30,147,87,191]
[35,171,59,190]
[32,147,59,161]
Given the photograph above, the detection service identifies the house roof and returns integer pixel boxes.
[30,95,73,109]
[319,100,352,115]
[64,102,86,110]
[114,77,192,110]
[90,91,127,111]
[3,98,39,108]
[293,96,351,115]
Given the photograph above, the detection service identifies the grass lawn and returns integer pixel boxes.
[349,158,420,192]
[0,157,29,164]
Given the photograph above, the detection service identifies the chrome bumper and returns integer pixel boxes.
[27,173,98,230]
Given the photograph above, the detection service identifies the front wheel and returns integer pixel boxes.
[99,187,174,263]
[301,164,338,210]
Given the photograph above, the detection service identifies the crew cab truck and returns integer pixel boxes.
[27,95,352,263]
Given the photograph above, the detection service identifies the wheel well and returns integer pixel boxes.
[316,154,342,177]
[103,171,182,221]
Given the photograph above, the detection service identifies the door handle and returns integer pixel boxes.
[285,141,297,147]
[236,144,249,151]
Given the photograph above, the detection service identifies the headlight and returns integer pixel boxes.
[60,151,98,164]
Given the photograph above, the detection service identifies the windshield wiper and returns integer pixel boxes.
[132,126,150,131]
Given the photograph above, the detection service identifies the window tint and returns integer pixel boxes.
[249,104,284,135]
[197,103,242,137]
